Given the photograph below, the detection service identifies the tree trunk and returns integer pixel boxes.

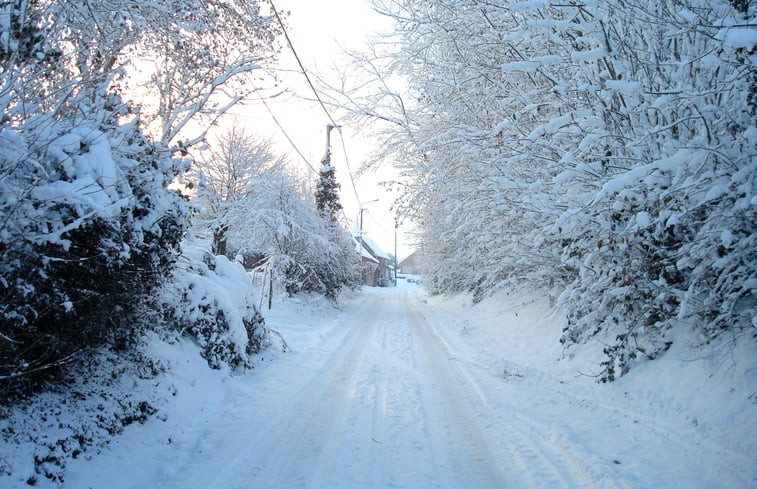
[212,225,229,256]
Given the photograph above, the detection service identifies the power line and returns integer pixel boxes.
[267,0,362,207]
[268,0,338,128]
[253,89,318,175]
[363,208,393,235]
[335,126,361,207]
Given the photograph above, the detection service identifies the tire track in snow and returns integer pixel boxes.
[404,293,617,489]
[402,294,524,488]
[240,303,378,488]
[367,315,389,488]
[235,291,433,488]
[362,291,438,488]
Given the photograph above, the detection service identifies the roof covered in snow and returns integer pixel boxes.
[359,235,389,261]
[355,238,379,263]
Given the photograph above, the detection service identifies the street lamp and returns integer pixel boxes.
[359,199,379,232]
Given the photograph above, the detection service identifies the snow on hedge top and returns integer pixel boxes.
[170,246,254,350]
[592,150,703,204]
[501,55,562,72]
[716,27,757,50]
[571,47,608,63]
[161,245,268,370]
[33,126,129,221]
[605,80,642,95]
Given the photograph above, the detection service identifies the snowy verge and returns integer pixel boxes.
[0,245,279,487]
[0,333,179,486]
[422,287,757,458]
[0,279,346,488]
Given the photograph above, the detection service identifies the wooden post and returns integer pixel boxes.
[268,275,273,310]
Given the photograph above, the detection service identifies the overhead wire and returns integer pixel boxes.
[364,209,394,235]
[267,0,363,207]
[334,127,362,208]
[252,89,318,175]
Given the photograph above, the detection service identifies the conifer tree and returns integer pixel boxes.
[315,124,343,221]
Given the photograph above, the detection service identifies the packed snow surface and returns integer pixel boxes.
[33,281,756,488]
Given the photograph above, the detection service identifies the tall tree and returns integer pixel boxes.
[315,123,343,221]
[192,126,284,255]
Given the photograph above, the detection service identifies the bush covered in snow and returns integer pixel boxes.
[0,3,188,395]
[0,0,287,400]
[0,102,186,400]
[161,247,268,370]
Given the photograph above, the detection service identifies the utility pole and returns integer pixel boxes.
[324,123,336,161]
[394,218,398,285]
[359,199,379,232]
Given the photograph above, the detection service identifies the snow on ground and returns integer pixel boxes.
[6,278,755,488]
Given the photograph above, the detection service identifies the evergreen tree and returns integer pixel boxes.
[315,124,343,221]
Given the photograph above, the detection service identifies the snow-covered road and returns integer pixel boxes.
[63,285,754,489]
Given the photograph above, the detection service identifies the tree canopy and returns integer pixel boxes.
[332,0,756,380]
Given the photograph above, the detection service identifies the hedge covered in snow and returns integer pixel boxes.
[161,247,269,370]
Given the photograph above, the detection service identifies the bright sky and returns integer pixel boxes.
[226,0,414,260]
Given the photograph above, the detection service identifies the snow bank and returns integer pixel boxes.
[0,242,278,487]
[0,336,187,487]
[424,287,757,460]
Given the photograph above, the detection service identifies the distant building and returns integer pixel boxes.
[354,235,394,287]
[356,239,380,286]
[398,251,421,275]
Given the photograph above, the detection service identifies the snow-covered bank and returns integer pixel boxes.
[427,288,756,445]
[422,288,756,480]
[0,288,343,488]
[3,281,754,488]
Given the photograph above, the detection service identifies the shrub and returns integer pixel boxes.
[161,247,268,369]
[0,103,186,401]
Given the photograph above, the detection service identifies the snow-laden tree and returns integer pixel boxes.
[199,126,284,214]
[224,164,361,300]
[0,0,284,399]
[315,124,344,222]
[190,125,285,255]
[315,161,343,222]
[551,0,756,380]
[195,126,361,300]
[0,25,185,399]
[47,0,283,148]
[333,0,755,379]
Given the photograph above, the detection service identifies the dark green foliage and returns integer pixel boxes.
[0,0,61,65]
[315,161,343,222]
[0,108,186,403]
